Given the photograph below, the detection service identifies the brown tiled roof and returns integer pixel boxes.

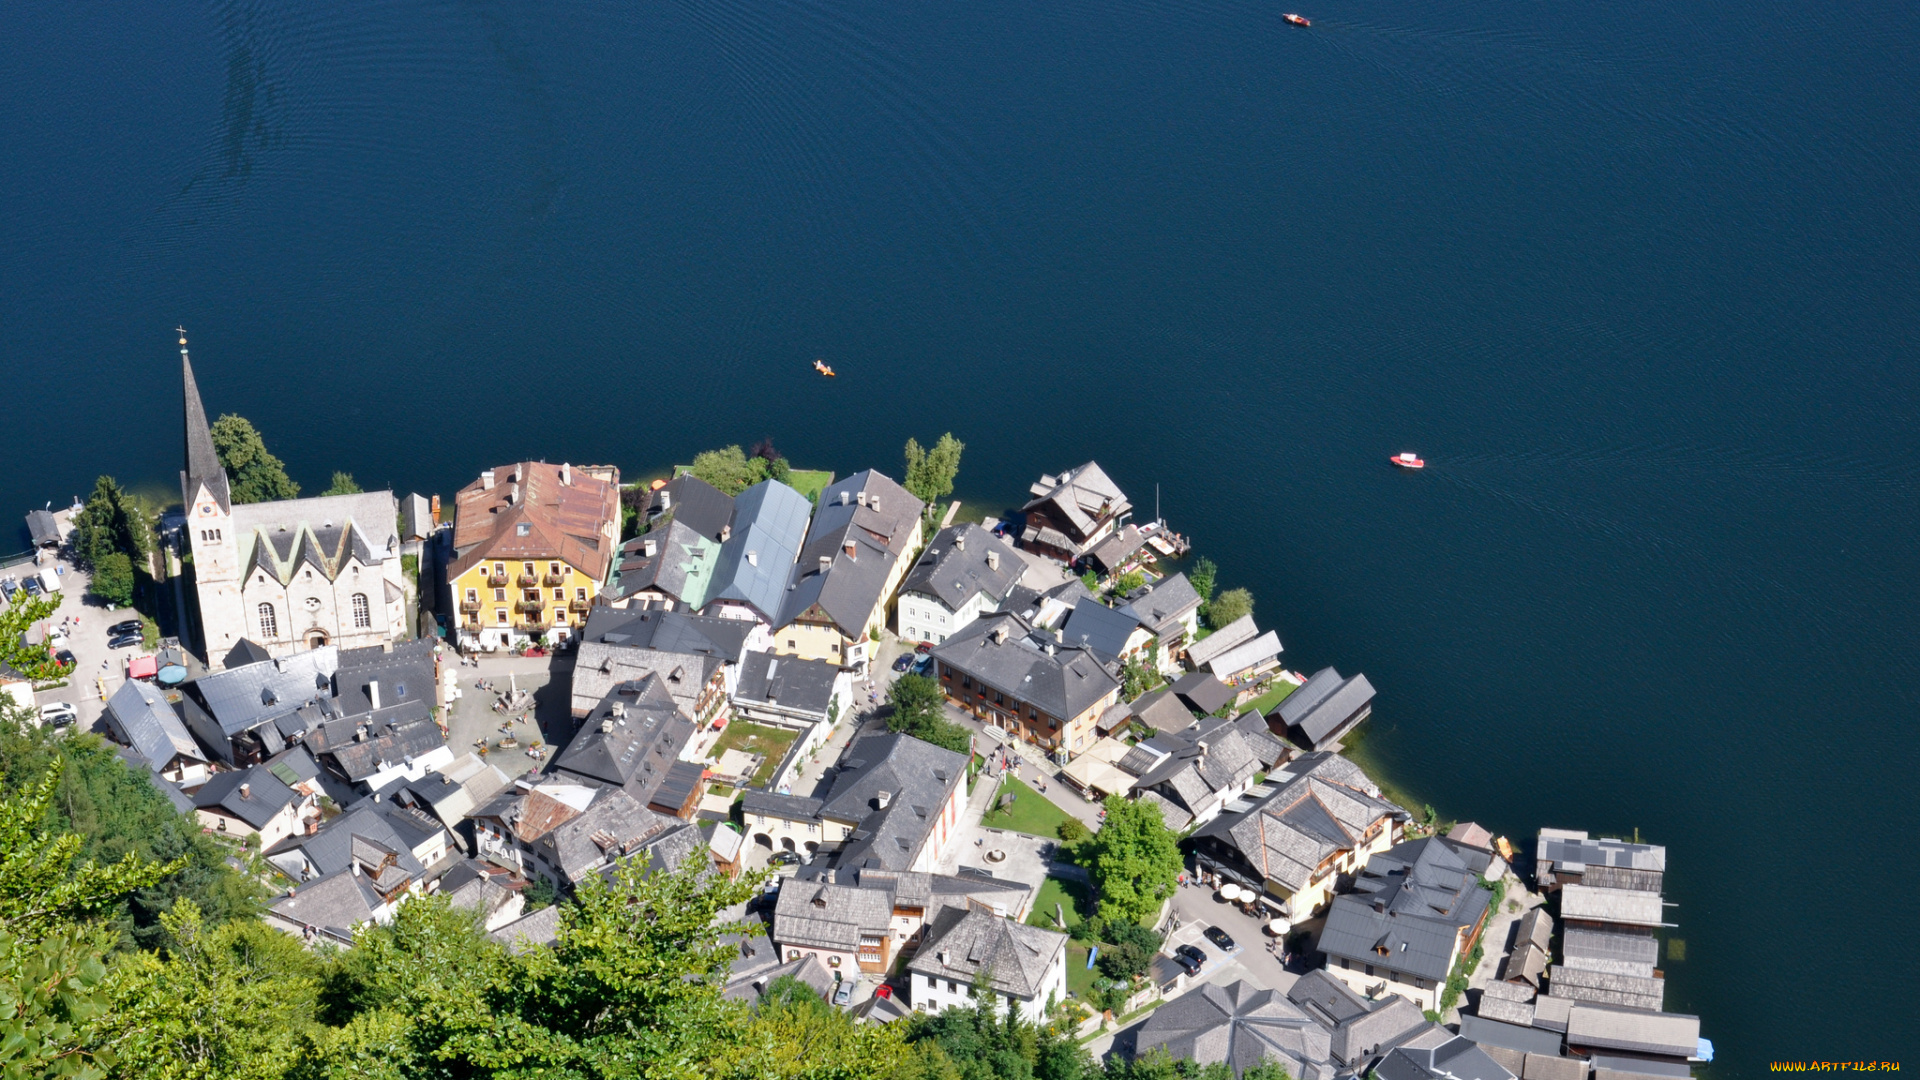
[450,462,621,583]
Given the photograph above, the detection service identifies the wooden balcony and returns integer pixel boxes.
[517,573,539,587]
[543,572,567,586]
[460,601,481,614]
[569,597,591,612]
[487,573,509,587]
[515,599,546,614]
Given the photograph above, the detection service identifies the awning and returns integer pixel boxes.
[127,655,158,680]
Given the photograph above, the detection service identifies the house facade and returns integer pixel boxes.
[178,340,410,664]
[931,613,1121,760]
[776,471,925,671]
[448,461,621,650]
[907,908,1068,1024]
[1018,462,1132,564]
[897,523,1029,646]
[1317,839,1494,1012]
[740,734,967,868]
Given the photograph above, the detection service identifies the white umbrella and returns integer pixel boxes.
[1267,917,1291,936]
[1219,883,1242,902]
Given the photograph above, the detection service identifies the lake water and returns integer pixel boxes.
[3,0,1916,1067]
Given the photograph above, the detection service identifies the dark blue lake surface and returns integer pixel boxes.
[4,0,1917,1065]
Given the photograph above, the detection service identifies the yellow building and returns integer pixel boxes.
[449,462,621,650]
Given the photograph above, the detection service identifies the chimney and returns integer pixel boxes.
[659,490,672,511]
[602,717,615,733]
[818,555,832,574]
[986,551,999,571]
[368,679,381,710]
[240,782,251,800]
[561,462,572,485]
[839,490,850,506]
[876,791,893,809]
[857,491,868,508]
[991,625,1009,645]
[1046,641,1056,656]
[954,534,964,551]
[352,861,362,877]
[1195,739,1209,759]
[481,469,495,490]
[507,482,519,505]
[642,539,657,558]
[843,539,858,560]
[747,550,758,566]
[938,950,949,966]
[871,496,880,513]
[720,524,732,542]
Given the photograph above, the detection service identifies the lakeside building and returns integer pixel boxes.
[1118,573,1203,673]
[1273,667,1377,751]
[775,471,925,672]
[1317,837,1496,1013]
[1017,462,1132,564]
[896,522,1030,646]
[931,612,1122,760]
[448,461,621,650]
[178,345,411,664]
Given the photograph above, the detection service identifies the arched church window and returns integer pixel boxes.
[352,593,371,629]
[258,603,278,638]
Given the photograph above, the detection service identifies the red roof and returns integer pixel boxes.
[127,654,159,679]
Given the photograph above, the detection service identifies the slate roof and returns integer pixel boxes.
[1276,667,1377,747]
[708,480,813,621]
[1590,1056,1692,1080]
[572,642,719,718]
[910,908,1066,1001]
[1185,613,1259,669]
[1458,1013,1564,1057]
[1517,908,1553,951]
[440,859,517,924]
[1084,524,1150,573]
[779,470,922,636]
[333,639,438,717]
[193,765,298,830]
[1579,866,1664,893]
[538,788,679,883]
[612,519,721,608]
[1133,979,1335,1080]
[1172,671,1237,716]
[269,802,428,880]
[1193,756,1406,899]
[1130,686,1199,734]
[318,715,446,782]
[1332,996,1431,1070]
[1563,1004,1699,1058]
[1562,928,1661,978]
[553,677,696,806]
[104,679,203,772]
[819,734,967,871]
[647,473,735,542]
[1060,598,1145,663]
[742,790,825,821]
[26,509,59,547]
[1209,710,1292,768]
[1120,573,1202,638]
[735,652,842,717]
[1475,990,1539,1027]
[1132,722,1263,819]
[180,351,231,512]
[773,878,896,950]
[1559,885,1668,928]
[1286,969,1374,1029]
[1546,966,1664,1011]
[1536,830,1667,875]
[1503,942,1549,987]
[1020,462,1131,545]
[190,645,340,736]
[490,903,562,952]
[933,613,1120,723]
[449,461,620,583]
[114,748,196,814]
[1319,838,1492,982]
[1374,1027,1516,1080]
[1205,631,1284,679]
[902,523,1028,611]
[579,604,754,660]
[234,503,397,589]
[414,753,512,827]
[268,869,383,937]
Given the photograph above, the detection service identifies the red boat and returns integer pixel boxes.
[1284,13,1311,25]
[1390,452,1425,469]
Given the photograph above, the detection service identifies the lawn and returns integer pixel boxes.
[1065,944,1101,1002]
[708,721,800,788]
[981,776,1076,837]
[1241,679,1300,718]
[785,469,834,503]
[1027,875,1095,937]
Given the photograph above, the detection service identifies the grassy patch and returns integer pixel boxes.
[1028,876,1095,938]
[1066,944,1101,1002]
[1241,680,1299,717]
[708,721,800,788]
[785,469,834,503]
[982,776,1076,837]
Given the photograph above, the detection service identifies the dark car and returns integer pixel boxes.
[1174,944,1207,965]
[21,576,41,597]
[107,619,142,636]
[912,655,933,676]
[768,851,804,866]
[52,649,75,667]
[1172,951,1203,977]
[892,653,915,672]
[0,578,16,601]
[1202,927,1238,953]
[108,632,142,650]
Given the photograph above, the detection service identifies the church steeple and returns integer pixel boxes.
[180,328,231,513]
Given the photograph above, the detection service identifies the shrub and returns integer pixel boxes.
[1057,819,1089,844]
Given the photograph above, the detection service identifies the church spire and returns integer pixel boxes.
[180,328,231,513]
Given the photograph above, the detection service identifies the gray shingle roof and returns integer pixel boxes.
[181,351,232,511]
[553,676,696,804]
[490,903,562,952]
[1185,614,1259,669]
[1172,671,1236,715]
[333,639,438,717]
[1193,757,1405,897]
[1204,631,1283,679]
[708,480,813,622]
[1458,1014,1564,1057]
[268,868,383,937]
[773,878,895,951]
[1130,686,1198,734]
[780,470,924,636]
[902,523,1028,611]
[539,789,679,883]
[933,613,1120,723]
[1060,598,1144,663]
[1133,979,1334,1080]
[1546,966,1664,1011]
[104,679,203,772]
[742,790,824,820]
[1374,1028,1516,1080]
[1319,838,1493,982]
[909,907,1066,1001]
[1562,928,1660,978]
[1536,831,1667,875]
[318,715,446,782]
[1020,463,1131,549]
[192,765,297,830]
[1276,667,1377,748]
[579,604,754,660]
[1558,885,1669,929]
[613,518,720,607]
[735,652,842,718]
[190,645,340,736]
[647,473,735,542]
[572,642,719,718]
[1563,1004,1699,1058]
[819,734,967,871]
[1119,573,1202,636]
[268,802,427,880]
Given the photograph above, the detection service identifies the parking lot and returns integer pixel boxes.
[3,556,139,732]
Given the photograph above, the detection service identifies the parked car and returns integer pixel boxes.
[107,632,141,650]
[38,702,77,728]
[107,619,142,636]
[20,575,41,597]
[912,655,933,676]
[0,577,17,601]
[915,642,933,655]
[768,850,804,867]
[832,980,854,1007]
[1172,951,1203,977]
[1202,927,1238,953]
[892,653,915,673]
[1174,943,1207,965]
[52,649,75,667]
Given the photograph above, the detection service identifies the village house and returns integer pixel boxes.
[571,639,729,729]
[729,652,853,785]
[176,343,412,664]
[1017,462,1132,564]
[931,612,1122,759]
[1124,711,1289,830]
[176,643,341,766]
[192,764,313,849]
[469,780,598,881]
[448,461,621,650]
[768,864,1034,980]
[1274,667,1378,751]
[1317,837,1495,1013]
[776,471,925,672]
[527,788,703,892]
[739,733,966,868]
[550,678,704,819]
[1190,752,1408,920]
[1119,573,1204,673]
[907,908,1068,1024]
[1184,612,1259,672]
[701,479,814,635]
[101,678,211,786]
[1133,979,1344,1080]
[1058,596,1154,667]
[897,522,1030,646]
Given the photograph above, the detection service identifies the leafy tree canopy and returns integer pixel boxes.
[1187,557,1217,603]
[686,444,790,496]
[904,433,965,513]
[70,475,150,570]
[320,472,362,496]
[210,414,300,504]
[1204,587,1253,630]
[887,674,972,755]
[1080,796,1184,927]
[90,551,135,607]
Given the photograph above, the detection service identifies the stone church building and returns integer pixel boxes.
[180,342,410,666]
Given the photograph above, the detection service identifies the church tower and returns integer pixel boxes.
[179,330,247,660]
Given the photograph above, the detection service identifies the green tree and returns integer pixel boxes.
[687,445,767,495]
[1079,796,1183,927]
[69,476,148,570]
[886,674,971,755]
[90,551,135,607]
[1095,939,1152,982]
[1204,587,1253,629]
[1079,569,1099,593]
[907,996,1037,1080]
[209,414,299,504]
[1111,571,1146,597]
[0,757,186,939]
[1187,557,1217,603]
[321,472,363,496]
[1119,655,1157,703]
[903,433,965,514]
